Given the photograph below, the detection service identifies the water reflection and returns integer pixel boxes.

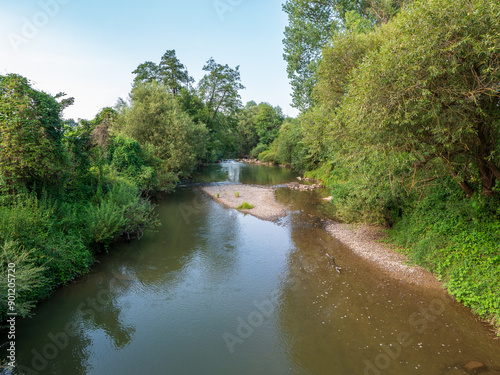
[3,163,500,375]
[278,211,500,375]
[191,161,299,186]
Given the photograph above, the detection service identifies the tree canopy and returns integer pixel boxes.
[282,0,408,111]
[339,0,500,197]
[0,74,66,190]
[198,58,245,128]
[132,50,193,96]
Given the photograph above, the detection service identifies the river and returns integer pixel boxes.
[3,161,500,375]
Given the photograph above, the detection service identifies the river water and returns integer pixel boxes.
[3,161,500,375]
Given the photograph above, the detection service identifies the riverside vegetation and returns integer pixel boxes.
[268,0,500,333]
[0,54,285,320]
[1,0,500,337]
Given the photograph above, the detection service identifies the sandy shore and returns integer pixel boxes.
[199,184,287,221]
[200,183,442,289]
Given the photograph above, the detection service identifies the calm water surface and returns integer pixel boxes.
[3,162,500,375]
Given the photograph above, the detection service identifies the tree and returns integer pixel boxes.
[121,82,208,176]
[341,0,500,197]
[235,102,259,155]
[0,74,67,190]
[158,50,194,96]
[314,30,379,109]
[132,50,193,96]
[282,0,407,111]
[198,58,245,128]
[253,103,284,146]
[132,61,159,85]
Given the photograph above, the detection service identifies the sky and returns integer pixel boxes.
[0,0,299,120]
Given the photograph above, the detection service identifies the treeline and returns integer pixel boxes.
[0,53,285,319]
[130,51,286,161]
[258,0,499,332]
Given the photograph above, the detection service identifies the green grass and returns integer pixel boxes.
[234,191,240,197]
[237,202,254,210]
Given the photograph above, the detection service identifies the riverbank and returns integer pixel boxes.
[200,183,442,290]
[325,222,442,290]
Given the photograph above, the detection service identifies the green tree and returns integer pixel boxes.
[120,81,208,176]
[132,50,193,96]
[341,0,500,197]
[132,61,159,85]
[253,103,284,146]
[282,0,406,111]
[235,101,259,155]
[0,74,67,191]
[198,58,245,128]
[158,50,194,96]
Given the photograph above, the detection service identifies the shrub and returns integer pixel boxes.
[0,241,46,318]
[250,143,268,159]
[237,202,254,209]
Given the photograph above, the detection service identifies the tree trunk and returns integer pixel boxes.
[476,123,497,196]
[459,180,475,198]
[443,157,475,198]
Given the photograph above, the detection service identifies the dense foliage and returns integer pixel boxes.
[2,1,499,337]
[275,0,500,332]
[0,50,290,319]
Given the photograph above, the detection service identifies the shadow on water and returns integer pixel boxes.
[3,162,500,375]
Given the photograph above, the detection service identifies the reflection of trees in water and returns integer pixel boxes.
[238,164,298,186]
[191,161,298,185]
[147,188,240,286]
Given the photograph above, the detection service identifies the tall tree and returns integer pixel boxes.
[198,58,245,128]
[121,81,208,176]
[132,50,193,96]
[132,61,159,86]
[282,0,407,111]
[158,50,194,96]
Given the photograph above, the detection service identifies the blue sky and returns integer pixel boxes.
[0,0,299,120]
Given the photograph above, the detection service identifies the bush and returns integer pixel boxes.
[84,181,158,245]
[391,183,500,332]
[0,184,158,320]
[237,202,254,209]
[250,143,269,159]
[0,241,46,318]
